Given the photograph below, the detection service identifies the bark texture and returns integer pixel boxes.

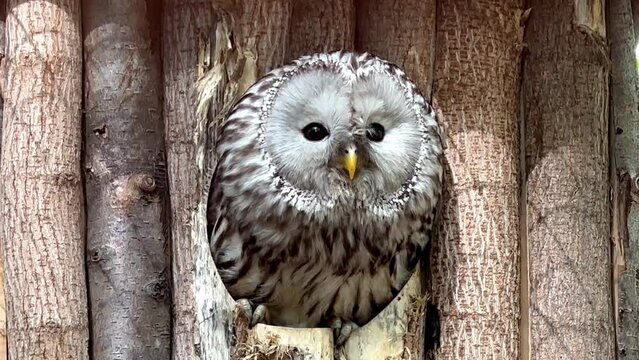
[356,0,437,98]
[523,1,615,358]
[83,1,170,358]
[216,0,292,76]
[163,3,237,359]
[0,2,6,358]
[286,0,355,60]
[0,1,88,359]
[428,1,522,358]
[608,0,639,357]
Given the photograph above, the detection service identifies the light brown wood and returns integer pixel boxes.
[523,0,615,358]
[249,324,334,360]
[428,1,522,359]
[339,270,425,360]
[163,2,240,359]
[0,4,7,359]
[608,0,639,358]
[287,0,355,59]
[1,1,88,359]
[216,0,292,76]
[356,0,437,98]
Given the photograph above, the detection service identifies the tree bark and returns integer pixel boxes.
[0,2,7,358]
[83,1,170,358]
[356,0,437,98]
[163,3,239,359]
[608,0,639,358]
[216,0,292,76]
[428,1,522,359]
[286,0,355,60]
[0,1,89,359]
[523,1,615,358]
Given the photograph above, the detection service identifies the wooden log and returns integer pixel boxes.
[608,0,639,357]
[0,2,7,358]
[428,1,523,358]
[163,2,239,359]
[523,0,615,358]
[356,0,437,98]
[0,1,88,358]
[287,0,355,59]
[83,1,170,358]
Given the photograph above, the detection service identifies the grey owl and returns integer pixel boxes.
[208,51,443,345]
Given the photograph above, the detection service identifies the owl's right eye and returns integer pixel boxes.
[302,123,329,141]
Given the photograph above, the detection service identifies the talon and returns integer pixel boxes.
[252,304,267,327]
[330,318,342,340]
[237,299,253,320]
[329,318,359,346]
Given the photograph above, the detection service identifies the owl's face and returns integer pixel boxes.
[264,68,423,200]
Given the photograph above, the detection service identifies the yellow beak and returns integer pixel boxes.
[343,150,357,180]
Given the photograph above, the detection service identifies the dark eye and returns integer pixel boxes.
[366,123,385,142]
[302,122,329,141]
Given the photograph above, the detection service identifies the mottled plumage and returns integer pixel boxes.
[208,51,443,343]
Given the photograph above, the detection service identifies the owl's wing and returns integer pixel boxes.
[207,143,233,257]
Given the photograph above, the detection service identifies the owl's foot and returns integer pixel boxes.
[237,298,268,327]
[329,318,359,346]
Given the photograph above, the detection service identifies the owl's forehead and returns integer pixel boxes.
[268,64,415,128]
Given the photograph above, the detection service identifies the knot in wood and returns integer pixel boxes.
[133,173,156,192]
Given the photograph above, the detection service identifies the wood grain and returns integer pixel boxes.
[523,0,615,358]
[428,1,522,358]
[1,1,88,358]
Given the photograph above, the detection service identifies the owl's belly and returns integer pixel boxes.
[223,245,414,328]
[212,214,424,328]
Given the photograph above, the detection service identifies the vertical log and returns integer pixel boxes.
[608,0,639,357]
[428,1,522,359]
[286,0,355,59]
[0,2,7,358]
[523,1,615,358]
[341,2,436,359]
[216,0,292,76]
[83,1,170,358]
[0,1,88,359]
[163,2,237,359]
[356,0,437,98]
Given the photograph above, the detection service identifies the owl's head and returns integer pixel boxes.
[216,52,442,216]
[263,53,439,201]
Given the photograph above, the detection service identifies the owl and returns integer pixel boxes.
[208,51,443,345]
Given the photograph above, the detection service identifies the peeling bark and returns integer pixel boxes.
[428,1,522,358]
[163,3,239,359]
[83,1,170,358]
[608,0,639,357]
[0,1,88,359]
[523,0,615,358]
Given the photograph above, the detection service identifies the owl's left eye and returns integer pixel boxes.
[366,123,385,142]
[302,123,329,141]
